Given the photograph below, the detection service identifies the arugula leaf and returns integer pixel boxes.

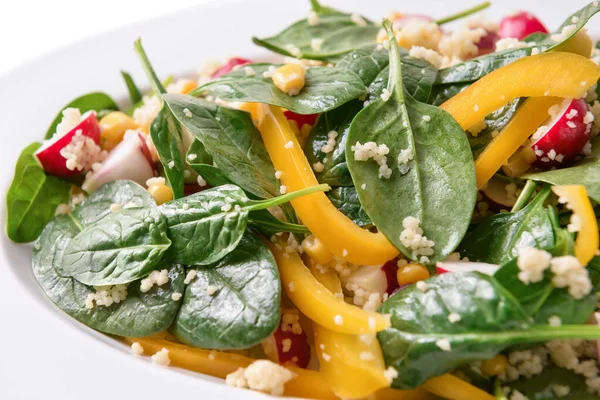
[507,367,596,400]
[461,187,554,264]
[172,232,280,349]
[436,2,600,85]
[379,271,600,389]
[134,39,186,199]
[326,186,371,227]
[346,21,476,263]
[252,1,378,61]
[44,93,119,140]
[190,63,367,115]
[61,207,172,285]
[121,70,143,105]
[6,143,71,243]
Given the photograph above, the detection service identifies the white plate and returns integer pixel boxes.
[0,0,593,399]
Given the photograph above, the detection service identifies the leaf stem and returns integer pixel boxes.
[511,180,537,213]
[435,1,491,25]
[133,38,167,96]
[245,184,331,212]
[248,218,310,234]
[382,20,405,103]
[493,379,508,400]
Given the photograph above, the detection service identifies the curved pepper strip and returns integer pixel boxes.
[244,102,399,265]
[552,185,599,265]
[473,96,562,188]
[308,264,392,399]
[269,240,391,334]
[554,30,593,58]
[423,374,495,400]
[123,337,337,400]
[440,52,600,131]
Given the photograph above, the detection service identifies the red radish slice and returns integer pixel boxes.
[381,260,400,295]
[499,11,548,40]
[82,131,154,193]
[482,176,517,208]
[477,31,501,56]
[262,318,311,368]
[35,111,101,178]
[283,110,318,129]
[392,14,433,30]
[436,261,499,276]
[530,98,592,169]
[211,58,252,79]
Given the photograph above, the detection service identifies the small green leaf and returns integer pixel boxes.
[191,64,367,114]
[172,232,281,349]
[6,143,71,243]
[326,186,371,227]
[121,70,143,105]
[507,367,596,400]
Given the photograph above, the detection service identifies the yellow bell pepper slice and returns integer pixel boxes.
[269,239,391,334]
[473,96,562,189]
[423,374,496,400]
[554,30,594,58]
[123,337,337,400]
[552,185,599,265]
[244,102,399,265]
[441,52,600,131]
[375,388,436,400]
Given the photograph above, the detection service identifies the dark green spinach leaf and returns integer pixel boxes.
[6,143,71,243]
[326,186,371,227]
[468,99,523,158]
[172,232,280,349]
[190,63,367,115]
[368,57,438,104]
[507,367,596,400]
[121,70,143,105]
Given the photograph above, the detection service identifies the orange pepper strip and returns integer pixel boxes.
[123,337,337,400]
[552,185,599,265]
[269,240,391,334]
[244,102,399,265]
[440,52,600,131]
[423,374,496,400]
[473,96,562,189]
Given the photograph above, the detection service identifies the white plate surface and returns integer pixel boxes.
[0,0,592,398]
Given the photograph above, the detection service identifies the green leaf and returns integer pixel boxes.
[172,232,280,349]
[247,209,311,237]
[378,272,600,389]
[186,138,213,166]
[44,93,119,140]
[336,45,391,86]
[61,207,172,285]
[252,4,378,62]
[588,256,600,292]
[461,187,554,265]
[434,1,491,25]
[191,64,367,114]
[468,99,523,158]
[436,2,600,85]
[368,57,438,104]
[5,143,71,243]
[189,164,232,187]
[507,367,596,400]
[121,70,143,105]
[428,82,470,106]
[346,23,477,263]
[326,186,371,227]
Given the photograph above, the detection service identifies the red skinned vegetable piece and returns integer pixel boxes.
[283,110,318,128]
[211,58,252,79]
[499,11,548,40]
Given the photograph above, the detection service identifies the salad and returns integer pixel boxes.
[5,0,600,399]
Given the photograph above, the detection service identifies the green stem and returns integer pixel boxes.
[494,379,508,400]
[133,38,167,96]
[435,1,491,25]
[245,184,330,212]
[511,181,537,213]
[382,20,405,103]
[121,70,143,104]
[247,218,310,234]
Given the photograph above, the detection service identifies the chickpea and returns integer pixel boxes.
[396,263,430,286]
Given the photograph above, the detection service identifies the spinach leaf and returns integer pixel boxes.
[346,22,476,263]
[468,99,523,158]
[461,187,554,264]
[336,45,390,86]
[507,367,596,400]
[523,148,600,203]
[186,138,213,166]
[428,82,470,106]
[61,207,172,285]
[121,70,143,105]
[6,143,71,243]
[134,39,186,199]
[159,184,327,266]
[172,232,280,349]
[44,93,119,140]
[368,57,438,104]
[190,63,367,115]
[436,2,600,85]
[378,271,600,389]
[252,1,378,61]
[326,186,371,227]
[589,256,600,292]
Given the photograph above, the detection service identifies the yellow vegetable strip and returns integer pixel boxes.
[245,102,399,265]
[375,388,437,400]
[552,185,599,265]
[269,240,391,334]
[473,96,562,189]
[123,337,337,400]
[423,374,496,400]
[441,52,600,131]
[309,264,391,399]
[554,30,594,58]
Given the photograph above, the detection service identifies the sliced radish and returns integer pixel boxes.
[342,263,398,296]
[35,110,101,178]
[482,176,517,208]
[530,98,592,169]
[211,57,252,79]
[381,260,400,295]
[477,31,501,56]
[436,261,499,276]
[82,131,155,193]
[283,110,318,128]
[262,315,311,369]
[392,14,433,30]
[499,11,548,40]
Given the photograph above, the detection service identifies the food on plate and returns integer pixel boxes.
[6,1,600,398]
